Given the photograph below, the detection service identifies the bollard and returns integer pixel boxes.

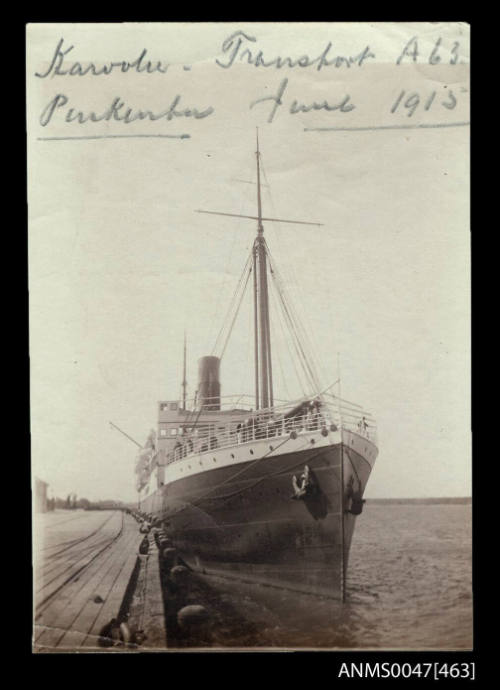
[139,536,149,555]
[169,564,190,588]
[161,547,178,569]
[98,618,120,647]
[119,622,132,645]
[177,605,211,637]
[153,530,165,548]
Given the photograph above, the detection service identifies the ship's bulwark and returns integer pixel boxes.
[141,442,373,600]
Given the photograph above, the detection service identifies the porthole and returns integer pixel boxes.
[310,439,315,444]
[213,458,217,463]
[250,449,254,455]
[199,461,203,466]
[269,445,274,451]
[231,453,235,459]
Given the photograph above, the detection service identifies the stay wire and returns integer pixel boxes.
[268,266,306,397]
[268,247,322,392]
[212,249,253,356]
[219,261,253,360]
[270,263,313,393]
[260,158,327,389]
[267,246,321,395]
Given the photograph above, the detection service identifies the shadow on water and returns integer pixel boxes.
[155,503,472,650]
[160,561,371,649]
[160,565,263,648]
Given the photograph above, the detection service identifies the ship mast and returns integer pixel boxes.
[254,131,274,409]
[182,331,187,410]
[196,130,323,411]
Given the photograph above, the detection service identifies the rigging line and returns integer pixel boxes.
[219,262,253,360]
[273,257,323,394]
[260,161,327,387]
[268,267,306,397]
[268,252,321,394]
[265,242,323,390]
[264,241,315,376]
[237,283,254,396]
[268,281,292,400]
[204,175,250,352]
[260,159,315,323]
[286,288,323,391]
[270,268,315,395]
[268,266,307,390]
[212,249,253,356]
[206,186,249,353]
[212,253,249,355]
[275,258,322,382]
[181,394,206,439]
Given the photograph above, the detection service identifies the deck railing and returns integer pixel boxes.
[164,402,377,466]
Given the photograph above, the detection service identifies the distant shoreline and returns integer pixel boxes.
[365,497,471,505]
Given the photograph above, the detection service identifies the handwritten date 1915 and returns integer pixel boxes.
[390,88,457,117]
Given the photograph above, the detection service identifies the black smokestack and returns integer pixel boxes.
[198,356,221,410]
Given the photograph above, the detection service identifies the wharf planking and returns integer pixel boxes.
[34,511,143,652]
[126,533,167,649]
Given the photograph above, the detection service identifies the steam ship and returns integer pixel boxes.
[133,134,378,600]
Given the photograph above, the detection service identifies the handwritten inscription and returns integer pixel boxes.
[39,94,214,127]
[390,88,457,117]
[32,31,468,136]
[396,36,461,66]
[35,38,169,78]
[250,78,355,124]
[216,31,375,70]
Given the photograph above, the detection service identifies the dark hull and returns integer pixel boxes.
[141,434,375,600]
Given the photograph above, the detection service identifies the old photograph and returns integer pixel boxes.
[28,22,471,653]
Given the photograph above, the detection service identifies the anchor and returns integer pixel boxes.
[345,474,366,515]
[291,465,318,500]
[291,465,328,520]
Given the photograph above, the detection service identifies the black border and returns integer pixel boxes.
[22,13,479,682]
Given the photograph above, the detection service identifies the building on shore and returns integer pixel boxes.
[34,477,49,513]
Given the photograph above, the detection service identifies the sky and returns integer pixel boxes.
[28,22,470,502]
